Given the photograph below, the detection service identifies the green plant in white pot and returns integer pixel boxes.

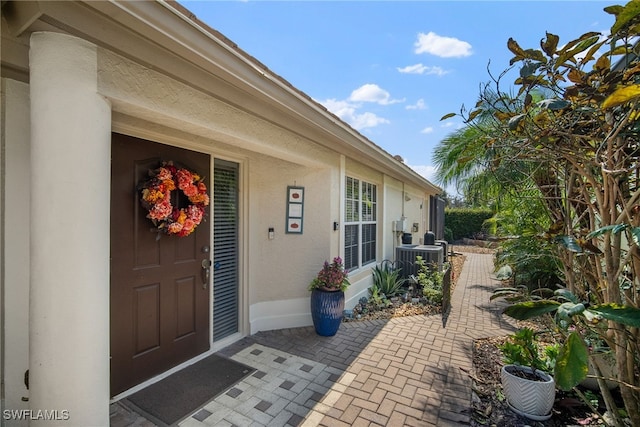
[499,328,559,421]
[494,286,640,424]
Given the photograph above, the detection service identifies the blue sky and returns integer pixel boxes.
[180,1,614,191]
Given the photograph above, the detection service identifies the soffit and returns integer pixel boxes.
[1,0,440,193]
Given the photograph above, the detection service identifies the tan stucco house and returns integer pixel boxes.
[1,1,441,425]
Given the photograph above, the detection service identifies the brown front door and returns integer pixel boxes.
[110,133,211,396]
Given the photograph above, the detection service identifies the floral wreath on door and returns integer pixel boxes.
[139,161,209,237]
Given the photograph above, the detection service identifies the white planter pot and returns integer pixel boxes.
[501,365,556,421]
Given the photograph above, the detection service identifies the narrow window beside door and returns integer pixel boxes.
[213,160,239,341]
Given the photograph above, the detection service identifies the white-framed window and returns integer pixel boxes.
[344,176,377,271]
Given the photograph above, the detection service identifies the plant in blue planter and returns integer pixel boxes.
[309,257,350,336]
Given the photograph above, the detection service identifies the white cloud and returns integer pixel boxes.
[322,99,356,119]
[318,83,403,130]
[351,112,390,129]
[409,164,438,183]
[414,32,472,58]
[349,83,404,105]
[439,121,465,131]
[397,64,426,74]
[320,98,390,130]
[397,63,450,76]
[409,164,460,195]
[406,99,427,110]
[421,126,434,134]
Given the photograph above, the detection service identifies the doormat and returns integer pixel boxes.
[122,354,255,426]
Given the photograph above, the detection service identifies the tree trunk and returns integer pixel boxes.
[615,330,640,427]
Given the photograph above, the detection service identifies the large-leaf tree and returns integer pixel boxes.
[443,1,640,424]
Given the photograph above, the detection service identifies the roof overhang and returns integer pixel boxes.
[1,0,441,193]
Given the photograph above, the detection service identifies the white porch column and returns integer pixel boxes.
[29,32,111,425]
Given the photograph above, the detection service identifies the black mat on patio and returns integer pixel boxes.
[122,354,255,426]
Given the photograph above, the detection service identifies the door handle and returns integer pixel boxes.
[201,259,212,289]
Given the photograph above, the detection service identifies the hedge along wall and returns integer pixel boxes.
[444,208,494,241]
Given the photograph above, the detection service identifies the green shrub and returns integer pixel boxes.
[415,256,447,304]
[423,287,443,304]
[415,256,445,289]
[444,227,453,243]
[495,236,563,290]
[444,208,493,241]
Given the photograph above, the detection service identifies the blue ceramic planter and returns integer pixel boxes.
[310,288,345,336]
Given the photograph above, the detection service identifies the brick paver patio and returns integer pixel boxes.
[111,250,517,426]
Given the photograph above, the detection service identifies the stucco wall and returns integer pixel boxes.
[403,181,429,244]
[345,157,384,185]
[248,157,430,332]
[249,158,337,302]
[381,177,429,270]
[247,156,341,332]
[383,176,405,257]
[1,78,31,423]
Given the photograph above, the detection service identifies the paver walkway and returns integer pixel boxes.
[111,251,517,426]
